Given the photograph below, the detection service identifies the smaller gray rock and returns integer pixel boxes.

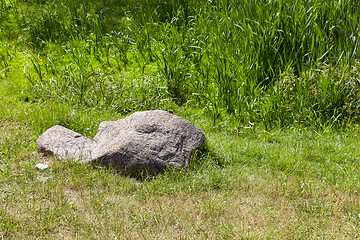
[36,125,93,162]
[35,163,49,171]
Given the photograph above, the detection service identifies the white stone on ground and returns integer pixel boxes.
[35,163,49,170]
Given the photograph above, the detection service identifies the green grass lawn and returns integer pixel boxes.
[1,0,360,238]
[2,90,360,238]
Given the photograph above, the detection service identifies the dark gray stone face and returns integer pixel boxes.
[36,110,205,176]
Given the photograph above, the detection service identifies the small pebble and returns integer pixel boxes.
[35,163,49,171]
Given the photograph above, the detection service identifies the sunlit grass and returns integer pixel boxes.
[2,109,360,238]
[1,0,360,238]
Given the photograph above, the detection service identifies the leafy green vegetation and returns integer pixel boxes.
[1,0,360,238]
[2,0,360,127]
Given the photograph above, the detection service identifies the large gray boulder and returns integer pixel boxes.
[36,110,205,176]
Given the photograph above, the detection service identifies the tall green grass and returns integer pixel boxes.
[1,0,360,129]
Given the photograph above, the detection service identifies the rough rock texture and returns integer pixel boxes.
[36,110,205,176]
[36,125,94,161]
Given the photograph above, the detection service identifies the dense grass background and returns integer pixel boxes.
[1,0,360,129]
[1,0,360,238]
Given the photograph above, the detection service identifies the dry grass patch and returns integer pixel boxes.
[32,172,357,239]
[1,153,360,239]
